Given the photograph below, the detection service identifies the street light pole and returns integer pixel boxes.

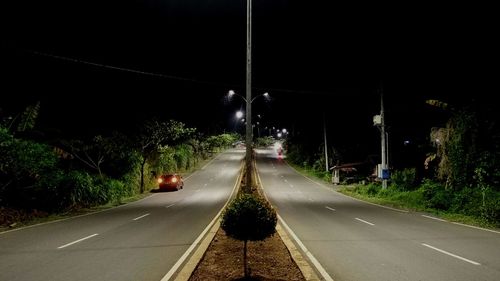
[323,112,329,172]
[380,88,388,189]
[245,0,253,190]
[373,86,389,189]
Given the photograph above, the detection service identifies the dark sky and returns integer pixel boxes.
[1,1,498,163]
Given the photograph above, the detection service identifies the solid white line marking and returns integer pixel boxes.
[451,222,500,234]
[278,215,334,281]
[165,204,175,208]
[200,155,218,170]
[422,215,448,222]
[133,213,150,221]
[422,243,481,265]
[285,164,409,213]
[355,218,375,226]
[58,234,98,249]
[161,161,242,281]
[326,206,336,212]
[0,194,158,235]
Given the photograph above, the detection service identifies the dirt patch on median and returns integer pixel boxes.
[188,226,306,281]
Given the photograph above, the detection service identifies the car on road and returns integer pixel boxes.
[157,173,184,191]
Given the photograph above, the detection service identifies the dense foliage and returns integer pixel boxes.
[286,100,500,226]
[0,103,238,226]
[221,194,277,242]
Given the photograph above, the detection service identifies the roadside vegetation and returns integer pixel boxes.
[0,102,239,229]
[284,100,500,228]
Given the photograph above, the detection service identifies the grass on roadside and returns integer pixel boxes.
[285,161,499,230]
[1,152,221,233]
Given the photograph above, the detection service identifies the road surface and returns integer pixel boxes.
[0,149,243,281]
[256,147,500,281]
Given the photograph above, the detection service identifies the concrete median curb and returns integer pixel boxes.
[173,219,221,281]
[254,159,322,281]
[172,155,322,281]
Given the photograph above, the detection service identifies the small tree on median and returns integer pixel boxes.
[221,194,277,278]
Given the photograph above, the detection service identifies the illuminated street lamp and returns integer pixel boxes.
[227,90,270,189]
[227,90,269,104]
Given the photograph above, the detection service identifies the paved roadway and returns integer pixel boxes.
[0,149,244,281]
[256,147,500,281]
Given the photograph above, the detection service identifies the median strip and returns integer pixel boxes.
[421,243,481,265]
[57,233,99,249]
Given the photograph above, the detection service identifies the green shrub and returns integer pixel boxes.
[222,194,277,241]
[221,194,277,278]
[390,168,418,191]
[353,183,380,197]
[419,179,452,210]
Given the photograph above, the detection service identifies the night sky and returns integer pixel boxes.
[1,1,497,165]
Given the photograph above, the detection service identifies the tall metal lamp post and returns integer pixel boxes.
[227,90,269,189]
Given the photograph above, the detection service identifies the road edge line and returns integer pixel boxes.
[278,215,334,281]
[255,160,327,281]
[165,159,244,281]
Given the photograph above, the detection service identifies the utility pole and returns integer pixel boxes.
[380,88,388,189]
[323,112,329,172]
[245,0,253,190]
[373,86,389,189]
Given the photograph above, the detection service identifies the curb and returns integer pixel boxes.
[173,156,323,281]
[170,160,243,281]
[275,223,321,281]
[254,159,322,281]
[173,219,221,281]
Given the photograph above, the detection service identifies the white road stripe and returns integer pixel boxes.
[451,222,500,234]
[161,161,242,281]
[165,204,175,208]
[57,234,98,249]
[278,215,334,281]
[355,218,375,226]
[133,213,150,221]
[422,243,481,265]
[325,206,336,212]
[422,215,447,222]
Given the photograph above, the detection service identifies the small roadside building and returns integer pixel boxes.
[330,162,376,185]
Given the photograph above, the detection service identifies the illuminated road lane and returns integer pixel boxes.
[256,147,500,281]
[0,149,243,281]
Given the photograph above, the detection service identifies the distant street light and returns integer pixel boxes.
[227,90,270,189]
[228,90,269,104]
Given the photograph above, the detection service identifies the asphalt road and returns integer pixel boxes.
[256,147,500,281]
[0,149,244,281]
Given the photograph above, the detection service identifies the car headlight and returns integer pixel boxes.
[157,178,163,183]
